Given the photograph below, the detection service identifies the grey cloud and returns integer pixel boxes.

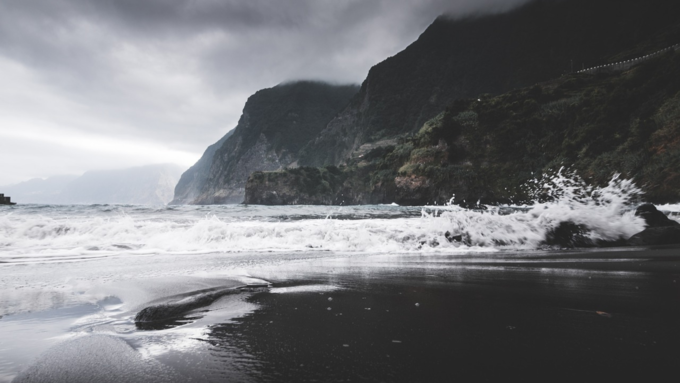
[0,0,528,185]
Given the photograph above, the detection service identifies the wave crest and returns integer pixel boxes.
[0,172,655,261]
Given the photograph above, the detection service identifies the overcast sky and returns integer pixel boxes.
[0,0,527,186]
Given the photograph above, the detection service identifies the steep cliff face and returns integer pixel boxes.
[298,0,680,167]
[191,81,359,204]
[170,130,234,205]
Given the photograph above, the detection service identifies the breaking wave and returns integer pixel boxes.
[0,172,672,263]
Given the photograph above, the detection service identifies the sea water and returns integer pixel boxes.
[0,174,657,262]
[1,174,678,381]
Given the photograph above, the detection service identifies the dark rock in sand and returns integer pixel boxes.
[135,284,269,330]
[542,221,630,248]
[544,221,594,248]
[445,231,462,243]
[628,226,680,246]
[626,205,680,246]
[635,204,680,228]
[444,231,471,246]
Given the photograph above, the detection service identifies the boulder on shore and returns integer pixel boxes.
[627,204,680,246]
[542,221,629,248]
[543,221,593,248]
[634,204,680,228]
[628,226,680,246]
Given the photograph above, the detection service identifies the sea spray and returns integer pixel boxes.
[429,170,646,248]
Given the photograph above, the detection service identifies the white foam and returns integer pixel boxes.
[269,285,342,294]
[0,172,649,261]
[426,171,645,248]
[656,203,680,214]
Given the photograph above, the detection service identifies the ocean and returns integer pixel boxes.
[1,176,680,382]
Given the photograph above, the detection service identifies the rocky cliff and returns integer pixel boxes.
[246,49,680,205]
[190,81,359,204]
[170,130,234,205]
[297,0,680,168]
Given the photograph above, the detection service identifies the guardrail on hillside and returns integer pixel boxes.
[577,43,680,74]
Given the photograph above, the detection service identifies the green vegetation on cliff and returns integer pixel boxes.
[298,0,680,168]
[246,50,680,205]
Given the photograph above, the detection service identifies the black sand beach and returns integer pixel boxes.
[12,246,680,382]
[207,247,680,382]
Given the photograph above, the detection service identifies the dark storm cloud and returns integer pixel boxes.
[0,0,528,185]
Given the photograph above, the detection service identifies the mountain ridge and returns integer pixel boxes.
[4,164,184,205]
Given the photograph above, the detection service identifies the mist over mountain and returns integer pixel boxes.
[4,164,184,205]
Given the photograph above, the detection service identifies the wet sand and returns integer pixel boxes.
[8,246,680,382]
[199,247,680,382]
